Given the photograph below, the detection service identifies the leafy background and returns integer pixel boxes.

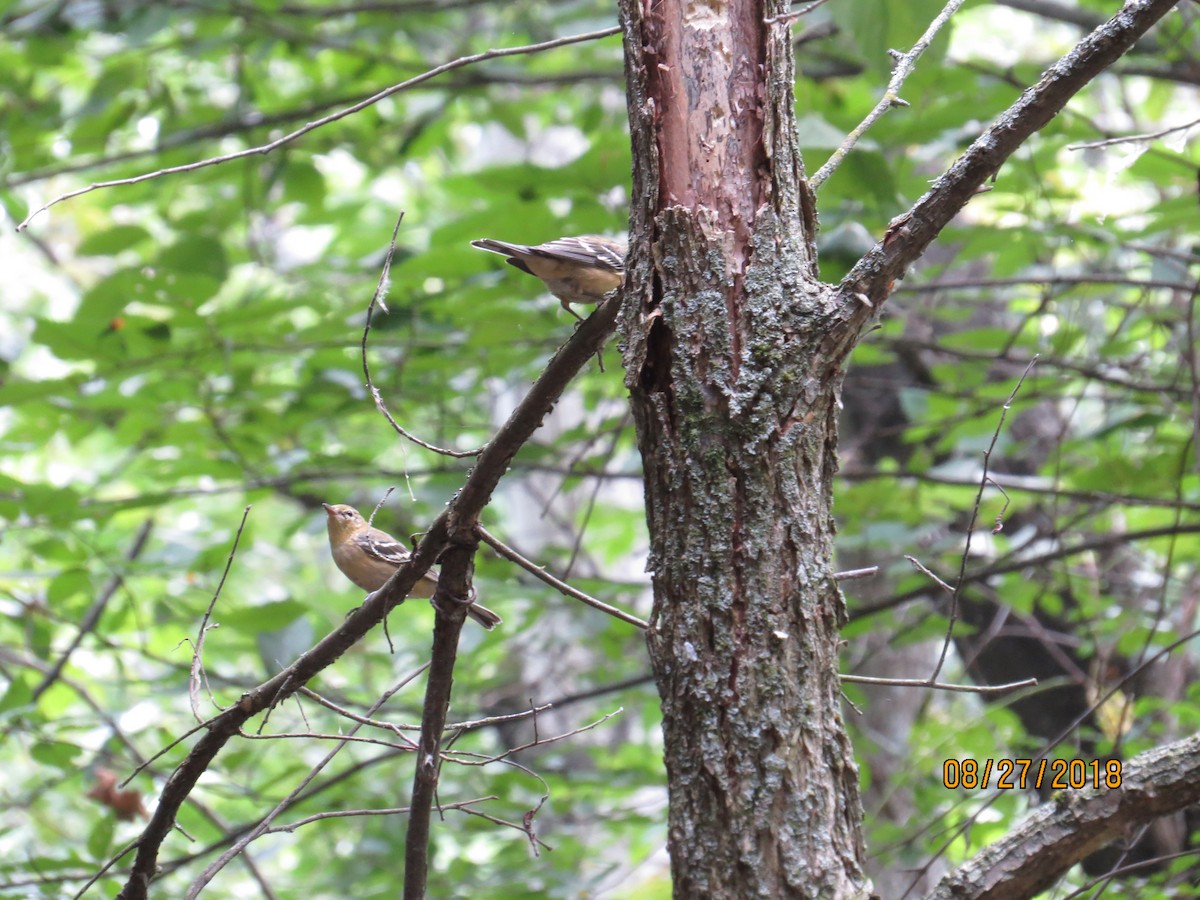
[2,0,1198,896]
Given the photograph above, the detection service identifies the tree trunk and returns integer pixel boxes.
[619,1,870,896]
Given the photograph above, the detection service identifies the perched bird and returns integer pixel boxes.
[322,503,501,630]
[471,235,626,319]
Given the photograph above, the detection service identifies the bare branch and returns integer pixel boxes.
[189,507,251,722]
[838,0,1183,321]
[361,215,482,458]
[114,289,623,898]
[764,0,835,26]
[833,566,879,582]
[446,708,624,766]
[904,556,955,595]
[1068,114,1200,150]
[263,796,496,836]
[811,0,968,189]
[897,274,1196,293]
[840,674,1036,694]
[16,25,620,230]
[928,732,1200,899]
[476,524,648,629]
[930,358,1036,681]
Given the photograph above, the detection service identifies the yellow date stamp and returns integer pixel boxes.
[942,758,1122,791]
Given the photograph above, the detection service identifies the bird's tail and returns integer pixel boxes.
[467,601,503,630]
[471,239,529,257]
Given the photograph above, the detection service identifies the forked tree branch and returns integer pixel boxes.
[836,0,1182,334]
[114,295,622,899]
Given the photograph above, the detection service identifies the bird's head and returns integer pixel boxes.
[322,503,367,540]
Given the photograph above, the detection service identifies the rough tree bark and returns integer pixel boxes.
[619,1,869,896]
[617,0,1184,897]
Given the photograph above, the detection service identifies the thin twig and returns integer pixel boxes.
[764,0,836,26]
[456,804,554,853]
[239,727,416,753]
[189,507,252,722]
[296,683,552,734]
[361,215,483,458]
[898,274,1194,293]
[16,26,621,229]
[904,555,955,595]
[71,840,142,900]
[929,358,1038,682]
[447,709,624,766]
[1067,115,1200,150]
[839,674,1037,694]
[1060,848,1200,899]
[122,721,213,786]
[263,796,496,835]
[811,0,967,188]
[833,566,879,582]
[476,524,648,629]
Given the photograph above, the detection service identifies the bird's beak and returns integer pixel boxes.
[321,503,333,515]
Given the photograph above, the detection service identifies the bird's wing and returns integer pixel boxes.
[356,532,414,567]
[532,237,625,272]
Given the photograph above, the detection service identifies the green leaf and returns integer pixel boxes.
[218,599,310,631]
[157,237,229,281]
[77,224,153,256]
[46,568,91,608]
[0,675,34,714]
[86,816,116,859]
[31,740,83,769]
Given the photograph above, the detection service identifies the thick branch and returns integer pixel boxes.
[927,733,1200,900]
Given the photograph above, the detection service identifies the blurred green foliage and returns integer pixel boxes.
[1,0,1197,896]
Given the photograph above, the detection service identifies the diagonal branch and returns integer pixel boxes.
[926,732,1200,900]
[476,524,649,629]
[114,294,623,899]
[837,0,1182,324]
[811,0,968,190]
[16,25,620,230]
[401,294,624,897]
[30,518,154,704]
